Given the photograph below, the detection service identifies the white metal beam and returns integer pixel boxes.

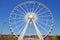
[18,19,44,40]
[32,20,44,40]
[18,19,30,40]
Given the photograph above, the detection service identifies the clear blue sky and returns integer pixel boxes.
[0,0,60,35]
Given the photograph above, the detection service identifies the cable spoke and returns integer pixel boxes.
[38,17,51,22]
[17,9,26,16]
[38,11,47,16]
[11,19,24,24]
[37,22,48,32]
[36,8,44,14]
[41,20,51,24]
[13,22,25,31]
[38,16,52,20]
[24,4,29,12]
[37,20,50,28]
[38,15,51,20]
[29,4,31,12]
[34,5,39,13]
[14,13,24,17]
[32,3,35,12]
[17,23,25,34]
[18,25,24,34]
[20,6,27,13]
[11,17,23,20]
[38,14,51,18]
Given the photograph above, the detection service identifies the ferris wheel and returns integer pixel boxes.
[9,1,54,40]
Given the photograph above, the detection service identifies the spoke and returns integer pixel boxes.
[38,17,51,22]
[38,15,51,20]
[20,6,27,14]
[38,16,52,20]
[29,4,31,12]
[37,20,50,28]
[34,5,39,13]
[17,9,26,16]
[37,22,48,32]
[11,19,24,24]
[25,4,29,12]
[13,22,25,31]
[32,3,35,12]
[38,11,47,16]
[36,8,44,14]
[14,13,23,17]
[17,23,25,34]
[11,17,23,20]
[38,14,51,18]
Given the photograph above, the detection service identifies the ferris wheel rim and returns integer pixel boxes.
[9,1,54,38]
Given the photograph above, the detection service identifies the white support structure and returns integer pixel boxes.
[18,19,44,40]
[18,19,30,40]
[32,20,44,40]
[18,13,44,40]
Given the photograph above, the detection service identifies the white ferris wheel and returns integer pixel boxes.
[9,1,54,40]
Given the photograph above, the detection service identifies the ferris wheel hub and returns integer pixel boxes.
[25,12,37,23]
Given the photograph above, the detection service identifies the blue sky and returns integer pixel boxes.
[0,0,60,35]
